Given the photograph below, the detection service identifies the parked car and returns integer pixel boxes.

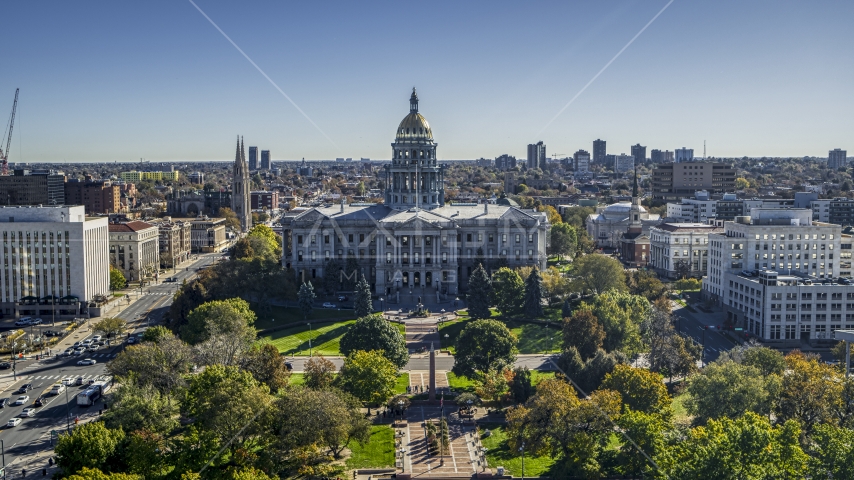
[126,336,137,345]
[0,362,11,370]
[15,384,32,394]
[30,318,42,325]
[337,295,348,302]
[77,358,97,366]
[6,418,22,427]
[20,408,36,418]
[322,302,337,308]
[43,330,60,337]
[13,396,29,406]
[14,319,30,327]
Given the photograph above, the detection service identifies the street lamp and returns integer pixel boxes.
[59,369,71,433]
[307,322,313,357]
[380,297,384,313]
[520,441,525,480]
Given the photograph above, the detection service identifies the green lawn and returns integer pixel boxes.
[253,306,356,331]
[260,320,355,356]
[438,318,561,354]
[394,373,409,395]
[395,323,406,336]
[289,373,305,386]
[345,425,395,469]
[447,372,477,392]
[530,371,556,386]
[480,423,556,476]
[672,391,692,425]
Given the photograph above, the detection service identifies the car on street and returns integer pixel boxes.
[30,318,42,325]
[61,348,74,357]
[20,408,36,418]
[72,341,82,348]
[322,302,337,308]
[34,397,45,407]
[126,336,137,345]
[91,335,102,342]
[43,330,60,337]
[13,396,29,406]
[337,295,348,302]
[87,344,99,352]
[0,362,11,369]
[81,339,93,347]
[0,398,8,408]
[75,377,85,386]
[285,362,293,371]
[77,358,97,366]
[61,378,75,386]
[14,319,30,326]
[6,418,21,427]
[15,384,32,394]
[73,348,86,356]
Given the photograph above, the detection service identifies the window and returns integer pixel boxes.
[489,234,494,243]
[414,252,420,264]
[386,252,391,264]
[477,233,482,242]
[502,234,507,243]
[770,325,781,339]
[466,233,472,242]
[324,235,330,244]
[297,235,303,245]
[442,252,448,263]
[298,251,303,261]
[359,233,364,242]
[515,234,521,243]
[311,235,316,244]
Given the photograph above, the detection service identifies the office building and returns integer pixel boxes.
[593,139,606,164]
[64,179,122,214]
[675,147,694,163]
[665,191,717,223]
[649,223,723,279]
[282,89,549,297]
[650,149,663,163]
[248,146,258,171]
[828,198,854,227]
[0,205,108,319]
[494,154,517,171]
[828,148,848,170]
[573,150,590,174]
[704,209,854,344]
[119,170,179,182]
[157,219,192,269]
[651,162,736,201]
[527,141,546,170]
[251,191,279,210]
[0,170,66,206]
[109,221,160,284]
[631,144,646,164]
[261,149,271,170]
[232,138,252,232]
[614,154,634,173]
[191,217,228,253]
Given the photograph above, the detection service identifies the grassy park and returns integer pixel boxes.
[439,317,561,354]
[345,425,395,469]
[260,320,355,356]
[480,423,556,476]
[253,306,355,331]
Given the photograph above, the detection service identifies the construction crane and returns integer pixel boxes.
[1,88,19,176]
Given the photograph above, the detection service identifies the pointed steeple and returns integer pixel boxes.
[632,165,639,199]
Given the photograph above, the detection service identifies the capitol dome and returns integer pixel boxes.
[395,88,433,143]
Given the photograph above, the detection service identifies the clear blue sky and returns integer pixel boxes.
[1,0,851,162]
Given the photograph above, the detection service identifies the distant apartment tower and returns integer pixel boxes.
[631,144,646,164]
[663,150,674,163]
[494,154,517,171]
[675,147,694,163]
[650,149,663,163]
[614,154,634,173]
[527,141,546,169]
[593,139,606,163]
[828,148,848,170]
[261,150,271,170]
[651,162,736,200]
[573,150,591,173]
[0,169,66,206]
[248,146,258,170]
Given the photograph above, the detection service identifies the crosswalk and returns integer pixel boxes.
[28,373,105,381]
[143,292,172,296]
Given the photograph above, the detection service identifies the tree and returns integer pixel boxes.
[103,379,179,435]
[241,343,291,393]
[509,366,535,404]
[658,413,808,479]
[600,364,671,419]
[475,368,510,404]
[338,350,399,407]
[182,365,272,456]
[110,267,127,291]
[141,325,171,343]
[275,387,370,460]
[107,334,194,394]
[562,310,605,361]
[540,266,569,305]
[558,347,626,394]
[353,274,373,317]
[642,308,699,379]
[541,205,562,225]
[218,207,240,231]
[55,422,126,476]
[452,319,518,378]
[93,317,127,340]
[616,409,667,477]
[808,424,854,479]
[339,313,409,368]
[735,177,751,189]
[626,270,667,301]
[181,297,256,345]
[586,291,650,354]
[548,223,578,260]
[561,298,572,319]
[66,468,141,480]
[741,345,786,377]
[778,351,843,436]
[298,282,316,320]
[467,263,492,320]
[304,355,337,389]
[491,267,524,316]
[322,259,341,295]
[569,254,626,295]
[523,266,544,317]
[246,224,281,256]
[685,359,780,425]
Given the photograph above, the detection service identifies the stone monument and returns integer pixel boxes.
[429,341,436,401]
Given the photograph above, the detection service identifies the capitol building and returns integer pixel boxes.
[281,89,549,301]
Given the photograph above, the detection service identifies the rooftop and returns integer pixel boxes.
[108,221,156,233]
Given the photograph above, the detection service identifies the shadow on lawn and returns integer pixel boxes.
[280,324,351,355]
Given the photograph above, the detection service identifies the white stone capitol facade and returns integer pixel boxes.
[281,89,549,298]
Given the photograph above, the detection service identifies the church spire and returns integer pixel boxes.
[632,165,639,199]
[410,87,418,114]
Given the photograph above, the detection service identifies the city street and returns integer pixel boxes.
[285,353,556,373]
[0,252,223,475]
[671,303,735,364]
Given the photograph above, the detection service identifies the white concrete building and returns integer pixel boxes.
[614,154,634,173]
[649,223,723,279]
[0,205,109,318]
[703,208,854,344]
[109,221,160,284]
[665,191,717,223]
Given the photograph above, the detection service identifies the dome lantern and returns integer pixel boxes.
[410,87,418,113]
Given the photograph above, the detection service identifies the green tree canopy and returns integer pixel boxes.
[569,254,626,295]
[467,263,493,320]
[600,364,671,420]
[93,317,127,340]
[583,291,650,354]
[548,222,578,259]
[109,267,127,291]
[181,297,256,345]
[491,267,524,316]
[523,266,545,317]
[562,310,605,361]
[338,349,399,406]
[452,319,518,378]
[298,282,316,320]
[685,359,780,425]
[103,379,179,435]
[339,313,409,368]
[241,343,292,393]
[55,422,126,476]
[304,355,337,389]
[353,274,373,317]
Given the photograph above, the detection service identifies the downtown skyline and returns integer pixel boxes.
[1,0,852,162]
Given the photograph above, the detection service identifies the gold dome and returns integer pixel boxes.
[396,113,433,142]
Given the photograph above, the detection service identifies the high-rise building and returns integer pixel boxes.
[0,170,66,206]
[593,139,606,164]
[527,141,546,169]
[828,148,848,170]
[64,179,122,214]
[631,144,646,164]
[650,149,663,163]
[663,150,674,163]
[248,146,258,170]
[675,147,694,163]
[261,150,271,170]
[494,154,517,171]
[614,154,635,173]
[0,205,109,317]
[651,162,736,200]
[573,150,591,173]
[232,137,252,232]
